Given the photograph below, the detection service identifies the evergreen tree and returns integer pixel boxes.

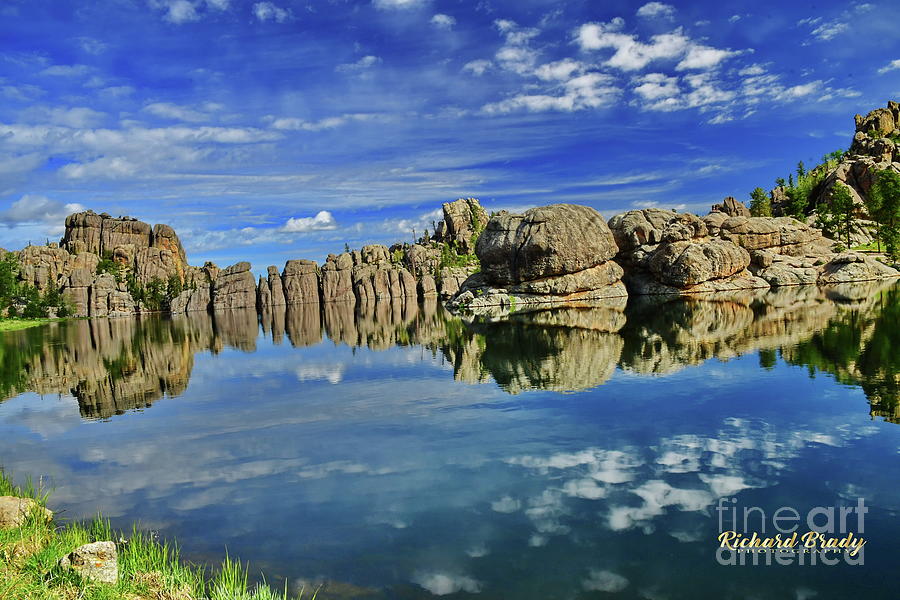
[749,187,772,217]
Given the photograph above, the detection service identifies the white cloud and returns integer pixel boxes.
[534,59,583,81]
[483,72,620,114]
[267,113,377,131]
[778,80,822,99]
[430,13,455,29]
[281,211,338,233]
[158,0,200,23]
[799,17,849,42]
[59,157,138,179]
[373,0,427,9]
[100,86,135,98]
[738,64,765,76]
[144,102,210,123]
[252,2,291,23]
[40,64,90,77]
[810,21,848,40]
[633,73,679,100]
[463,59,491,76]
[493,20,540,76]
[878,59,900,75]
[76,37,107,55]
[636,2,675,19]
[335,55,382,72]
[0,195,85,226]
[578,22,691,71]
[24,106,106,128]
[206,0,229,9]
[577,20,737,73]
[676,45,738,70]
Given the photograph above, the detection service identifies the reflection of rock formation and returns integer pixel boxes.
[5,281,899,422]
[0,311,259,419]
[780,280,900,424]
[441,302,627,394]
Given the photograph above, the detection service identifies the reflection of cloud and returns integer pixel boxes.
[413,572,481,595]
[295,364,345,384]
[583,569,629,592]
[465,544,488,558]
[490,496,520,513]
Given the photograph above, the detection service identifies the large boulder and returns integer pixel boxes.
[450,204,626,310]
[212,262,257,310]
[0,496,52,528]
[649,239,751,288]
[818,252,899,284]
[477,204,618,285]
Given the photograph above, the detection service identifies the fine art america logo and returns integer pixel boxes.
[715,497,867,566]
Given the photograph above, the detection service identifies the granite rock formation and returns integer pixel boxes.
[448,204,627,309]
[212,262,257,310]
[433,197,489,254]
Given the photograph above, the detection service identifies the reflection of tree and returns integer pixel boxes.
[782,285,900,423]
[0,326,47,399]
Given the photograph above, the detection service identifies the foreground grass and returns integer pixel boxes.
[0,470,317,600]
[0,318,55,332]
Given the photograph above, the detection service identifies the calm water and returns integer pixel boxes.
[2,282,900,599]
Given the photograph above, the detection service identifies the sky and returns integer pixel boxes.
[1,0,899,270]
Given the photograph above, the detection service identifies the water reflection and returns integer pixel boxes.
[2,282,900,598]
[2,282,899,422]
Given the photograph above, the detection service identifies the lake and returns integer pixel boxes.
[2,281,899,599]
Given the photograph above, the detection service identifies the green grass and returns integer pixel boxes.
[0,468,319,600]
[851,241,883,252]
[0,318,54,332]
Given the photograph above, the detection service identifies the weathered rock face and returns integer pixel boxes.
[711,196,751,218]
[212,262,257,310]
[16,245,73,290]
[818,251,900,284]
[611,210,789,295]
[478,204,618,284]
[450,204,627,309]
[59,541,118,584]
[433,198,488,254]
[61,210,189,286]
[799,101,900,234]
[170,285,212,313]
[321,253,356,303]
[282,260,319,304]
[649,239,750,288]
[0,496,53,528]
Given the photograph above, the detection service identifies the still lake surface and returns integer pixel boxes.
[2,281,900,599]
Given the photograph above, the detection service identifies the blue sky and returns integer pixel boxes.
[1,0,898,270]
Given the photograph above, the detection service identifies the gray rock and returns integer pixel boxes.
[478,204,618,285]
[59,541,118,585]
[649,239,751,288]
[282,260,319,304]
[212,262,257,310]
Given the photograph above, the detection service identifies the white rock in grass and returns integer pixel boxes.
[60,541,118,584]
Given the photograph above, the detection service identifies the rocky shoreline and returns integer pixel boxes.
[3,102,899,320]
